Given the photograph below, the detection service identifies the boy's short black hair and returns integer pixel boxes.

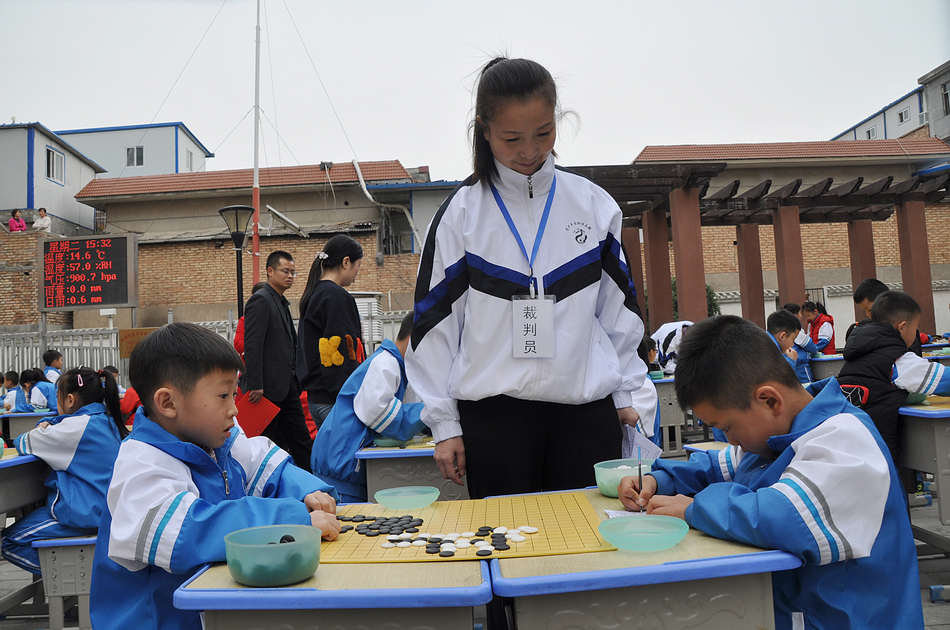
[674,315,801,412]
[128,323,244,417]
[870,290,921,326]
[782,302,801,315]
[102,365,119,375]
[636,336,658,365]
[854,278,889,305]
[265,250,293,270]
[767,309,802,336]
[43,349,62,366]
[4,370,18,386]
[397,311,414,341]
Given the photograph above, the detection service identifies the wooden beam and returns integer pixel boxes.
[897,200,936,334]
[793,178,834,199]
[735,179,772,200]
[827,177,863,197]
[705,180,740,201]
[772,205,807,307]
[848,219,877,322]
[736,223,766,328]
[642,206,675,331]
[852,176,893,197]
[670,188,708,323]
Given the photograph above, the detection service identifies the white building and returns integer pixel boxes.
[55,122,213,178]
[0,122,105,232]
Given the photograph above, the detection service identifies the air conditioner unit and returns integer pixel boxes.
[920,111,930,125]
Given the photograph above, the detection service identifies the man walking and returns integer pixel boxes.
[243,250,313,468]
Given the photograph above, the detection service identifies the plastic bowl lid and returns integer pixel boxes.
[374,486,440,510]
[598,515,689,552]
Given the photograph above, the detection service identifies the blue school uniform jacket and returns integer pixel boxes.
[650,378,922,630]
[311,338,425,500]
[90,408,338,630]
[14,401,121,529]
[13,381,57,414]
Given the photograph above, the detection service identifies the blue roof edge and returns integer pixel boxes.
[54,121,214,157]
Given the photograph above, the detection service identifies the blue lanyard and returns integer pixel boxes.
[489,174,556,297]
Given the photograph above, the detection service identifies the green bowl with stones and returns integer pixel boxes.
[594,458,654,498]
[224,524,321,587]
[598,515,689,551]
[374,486,440,510]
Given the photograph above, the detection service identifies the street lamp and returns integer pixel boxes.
[218,205,255,317]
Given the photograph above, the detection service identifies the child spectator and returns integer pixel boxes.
[837,290,950,466]
[618,314,923,629]
[1,367,127,573]
[802,301,835,355]
[847,278,923,356]
[311,312,425,503]
[8,209,26,232]
[3,370,19,411]
[14,368,57,413]
[101,365,126,397]
[90,323,341,630]
[782,303,817,383]
[766,309,801,372]
[650,320,692,374]
[43,349,63,384]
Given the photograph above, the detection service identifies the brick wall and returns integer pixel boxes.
[0,231,71,328]
[636,201,949,277]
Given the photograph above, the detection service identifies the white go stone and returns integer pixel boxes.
[399,533,414,539]
[461,532,476,538]
[411,540,428,547]
[396,541,412,548]
[518,526,539,534]
[473,540,490,547]
[456,540,471,548]
[493,527,508,534]
[510,535,527,543]
[381,542,396,548]
[387,535,401,542]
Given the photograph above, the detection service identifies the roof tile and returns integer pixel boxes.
[635,138,950,162]
[77,160,410,198]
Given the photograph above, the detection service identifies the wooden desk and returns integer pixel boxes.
[923,352,950,368]
[490,489,801,630]
[809,355,844,380]
[900,396,950,551]
[1,411,54,448]
[175,558,492,629]
[356,437,470,501]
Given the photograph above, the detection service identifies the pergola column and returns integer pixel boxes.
[669,188,707,323]
[771,205,807,306]
[736,223,766,328]
[896,200,936,334]
[621,227,645,307]
[642,206,674,331]
[847,219,877,321]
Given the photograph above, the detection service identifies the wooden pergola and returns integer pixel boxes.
[569,163,950,334]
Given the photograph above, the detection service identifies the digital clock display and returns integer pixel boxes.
[39,235,138,311]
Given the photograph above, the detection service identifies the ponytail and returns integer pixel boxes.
[59,367,128,439]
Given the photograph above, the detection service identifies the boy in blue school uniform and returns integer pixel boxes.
[619,315,923,630]
[311,312,425,503]
[14,368,57,413]
[43,349,63,384]
[766,309,800,372]
[783,303,818,383]
[90,323,342,630]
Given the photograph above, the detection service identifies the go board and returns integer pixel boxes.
[320,491,615,564]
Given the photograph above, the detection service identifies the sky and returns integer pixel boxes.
[3,0,950,182]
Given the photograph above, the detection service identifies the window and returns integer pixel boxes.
[898,107,910,124]
[866,126,877,139]
[186,150,194,172]
[126,146,144,167]
[46,147,64,184]
[943,83,950,117]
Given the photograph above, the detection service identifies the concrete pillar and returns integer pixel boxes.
[669,188,707,324]
[736,223,766,328]
[896,200,936,334]
[621,227,645,307]
[642,207,674,332]
[771,205,807,307]
[847,219,877,322]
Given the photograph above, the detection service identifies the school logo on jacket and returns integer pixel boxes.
[566,221,592,244]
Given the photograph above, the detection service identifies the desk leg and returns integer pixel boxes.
[511,573,775,630]
[203,606,474,630]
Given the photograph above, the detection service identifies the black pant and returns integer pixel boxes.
[261,378,314,470]
[458,395,622,499]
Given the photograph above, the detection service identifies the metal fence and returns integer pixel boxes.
[0,311,411,389]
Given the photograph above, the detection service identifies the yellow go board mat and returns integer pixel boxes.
[321,491,615,563]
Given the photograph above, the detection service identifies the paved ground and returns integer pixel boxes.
[0,505,949,629]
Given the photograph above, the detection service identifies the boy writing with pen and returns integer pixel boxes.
[618,315,922,630]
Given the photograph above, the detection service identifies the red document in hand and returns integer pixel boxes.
[235,392,279,437]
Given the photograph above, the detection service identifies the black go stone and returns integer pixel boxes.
[406,527,419,533]
[339,515,352,522]
[494,543,511,551]
[476,549,493,557]
[426,547,441,554]
[352,516,365,522]
[439,550,455,557]
[366,531,380,537]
